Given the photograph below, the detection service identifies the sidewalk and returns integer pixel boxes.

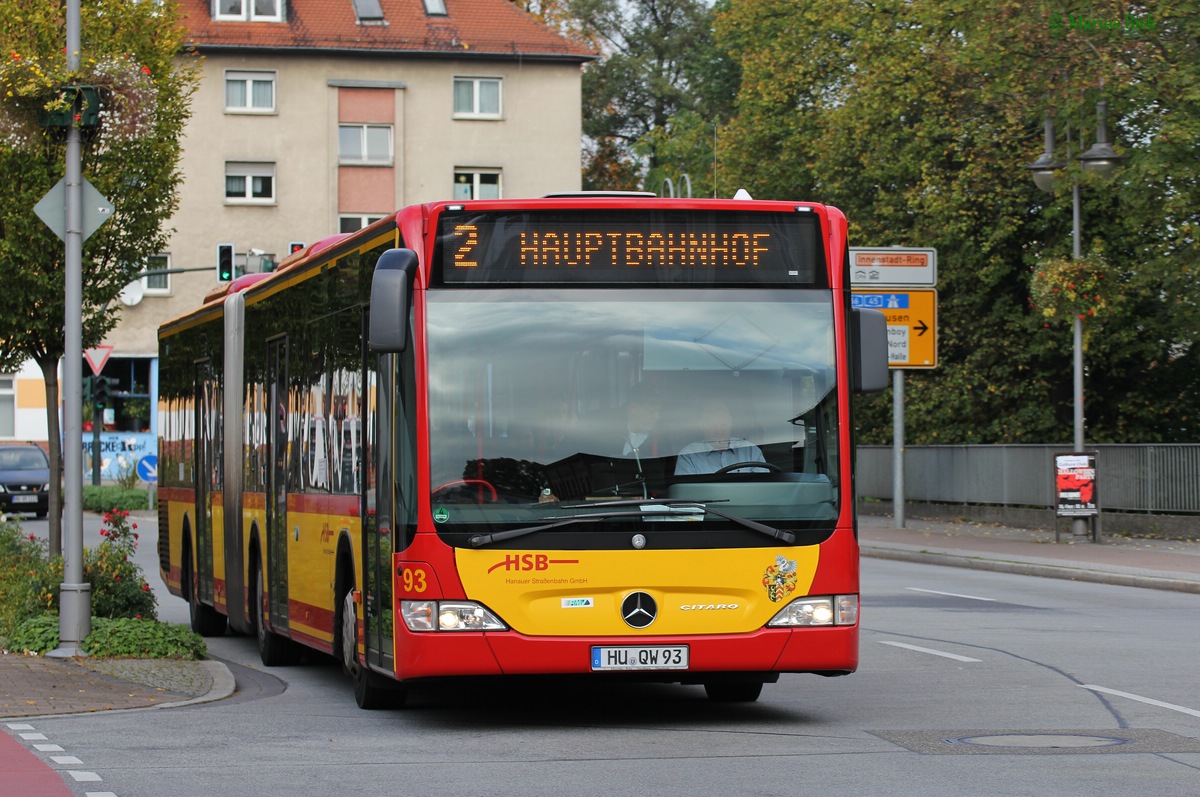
[0,654,234,720]
[3,512,1199,722]
[859,511,1200,594]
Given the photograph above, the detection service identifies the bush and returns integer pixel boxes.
[0,522,57,638]
[87,509,157,620]
[5,614,60,655]
[82,485,149,513]
[84,617,207,659]
[4,615,206,659]
[0,509,159,648]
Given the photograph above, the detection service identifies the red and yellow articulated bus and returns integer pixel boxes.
[157,194,888,708]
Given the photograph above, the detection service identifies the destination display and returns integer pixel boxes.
[434,209,826,286]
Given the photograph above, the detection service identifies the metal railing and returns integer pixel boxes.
[856,444,1200,514]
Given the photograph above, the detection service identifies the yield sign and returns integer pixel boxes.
[84,345,113,376]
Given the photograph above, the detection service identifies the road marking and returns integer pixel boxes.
[879,640,981,662]
[907,587,997,602]
[1081,685,1200,718]
[9,723,115,795]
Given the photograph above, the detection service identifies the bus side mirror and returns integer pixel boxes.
[369,248,419,352]
[851,308,889,393]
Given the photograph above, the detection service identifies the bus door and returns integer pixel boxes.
[193,360,216,605]
[265,338,290,630]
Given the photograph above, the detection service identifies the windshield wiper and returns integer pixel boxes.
[468,497,795,547]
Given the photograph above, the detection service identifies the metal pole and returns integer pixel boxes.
[1071,177,1088,538]
[50,0,92,658]
[893,369,905,528]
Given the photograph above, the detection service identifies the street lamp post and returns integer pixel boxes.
[1026,101,1122,538]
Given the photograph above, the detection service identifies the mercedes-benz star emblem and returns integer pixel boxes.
[621,591,657,629]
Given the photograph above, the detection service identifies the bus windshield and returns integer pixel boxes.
[426,288,840,541]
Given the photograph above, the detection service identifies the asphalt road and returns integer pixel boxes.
[7,541,1199,797]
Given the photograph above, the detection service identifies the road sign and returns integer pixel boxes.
[849,247,937,287]
[83,345,113,376]
[852,289,937,368]
[136,455,158,483]
[33,176,114,242]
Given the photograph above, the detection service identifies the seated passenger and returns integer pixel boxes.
[674,399,768,475]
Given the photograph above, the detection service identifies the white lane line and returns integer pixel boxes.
[34,743,65,752]
[86,793,119,797]
[879,640,981,662]
[68,771,103,782]
[1080,685,1200,718]
[5,723,35,730]
[907,587,998,602]
[19,732,48,740]
[51,755,83,764]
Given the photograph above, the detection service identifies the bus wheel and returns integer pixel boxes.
[184,546,227,637]
[254,563,297,667]
[704,681,764,703]
[342,589,406,710]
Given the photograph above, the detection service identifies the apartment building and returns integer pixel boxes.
[3,0,592,478]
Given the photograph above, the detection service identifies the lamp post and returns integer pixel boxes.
[1026,101,1123,538]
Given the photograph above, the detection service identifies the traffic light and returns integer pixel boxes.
[92,375,112,410]
[217,243,236,282]
[289,241,306,254]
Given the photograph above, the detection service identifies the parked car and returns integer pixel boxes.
[0,443,51,519]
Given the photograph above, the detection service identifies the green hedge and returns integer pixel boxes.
[82,485,150,513]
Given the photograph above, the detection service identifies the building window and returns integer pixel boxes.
[0,375,13,437]
[338,124,392,165]
[422,0,447,14]
[226,162,276,203]
[339,215,386,233]
[453,77,502,119]
[215,0,283,22]
[352,0,385,22]
[143,254,171,294]
[454,171,501,200]
[225,71,276,113]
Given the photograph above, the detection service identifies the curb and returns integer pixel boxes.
[862,544,1200,595]
[154,660,237,709]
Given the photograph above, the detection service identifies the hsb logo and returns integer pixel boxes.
[487,554,579,574]
[489,554,550,573]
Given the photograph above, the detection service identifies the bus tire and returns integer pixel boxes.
[183,544,227,637]
[704,680,764,703]
[254,562,297,667]
[342,589,406,710]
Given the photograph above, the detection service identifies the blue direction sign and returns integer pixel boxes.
[136,454,158,483]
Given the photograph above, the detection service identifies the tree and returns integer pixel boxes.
[713,0,1200,444]
[0,0,200,555]
[570,0,737,191]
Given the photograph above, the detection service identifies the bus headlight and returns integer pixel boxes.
[766,595,858,627]
[401,600,507,632]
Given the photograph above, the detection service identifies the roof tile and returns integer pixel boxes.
[179,0,596,60]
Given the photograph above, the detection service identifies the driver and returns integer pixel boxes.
[674,399,769,475]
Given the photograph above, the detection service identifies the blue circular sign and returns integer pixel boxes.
[136,454,158,483]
